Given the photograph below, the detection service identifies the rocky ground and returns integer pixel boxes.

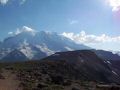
[0,69,22,90]
[0,62,119,90]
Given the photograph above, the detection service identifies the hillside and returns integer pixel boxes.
[4,50,120,90]
[0,29,90,61]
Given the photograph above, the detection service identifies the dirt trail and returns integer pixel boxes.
[0,69,22,90]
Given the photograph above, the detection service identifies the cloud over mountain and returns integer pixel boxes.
[8,26,36,36]
[62,31,120,44]
[62,31,120,51]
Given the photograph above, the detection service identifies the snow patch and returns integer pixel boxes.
[64,46,73,51]
[8,26,37,36]
[23,39,29,46]
[112,70,118,76]
[36,44,55,56]
[20,46,34,59]
[52,53,60,56]
[107,61,111,64]
[104,61,106,63]
[19,41,34,59]
[104,60,112,65]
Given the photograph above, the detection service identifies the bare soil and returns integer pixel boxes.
[0,69,22,90]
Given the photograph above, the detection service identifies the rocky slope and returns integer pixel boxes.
[8,50,120,90]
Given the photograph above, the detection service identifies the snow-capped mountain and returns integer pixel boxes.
[0,27,90,61]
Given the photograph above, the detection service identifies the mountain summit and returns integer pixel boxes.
[0,28,90,61]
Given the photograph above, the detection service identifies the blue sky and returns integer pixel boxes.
[0,0,120,51]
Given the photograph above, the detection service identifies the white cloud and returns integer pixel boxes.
[62,31,120,51]
[8,26,36,36]
[22,26,35,32]
[8,31,13,35]
[69,20,79,25]
[107,0,120,11]
[0,0,9,5]
[62,31,120,44]
[15,29,21,35]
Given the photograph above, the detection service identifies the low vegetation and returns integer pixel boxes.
[0,50,120,90]
[0,60,118,90]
